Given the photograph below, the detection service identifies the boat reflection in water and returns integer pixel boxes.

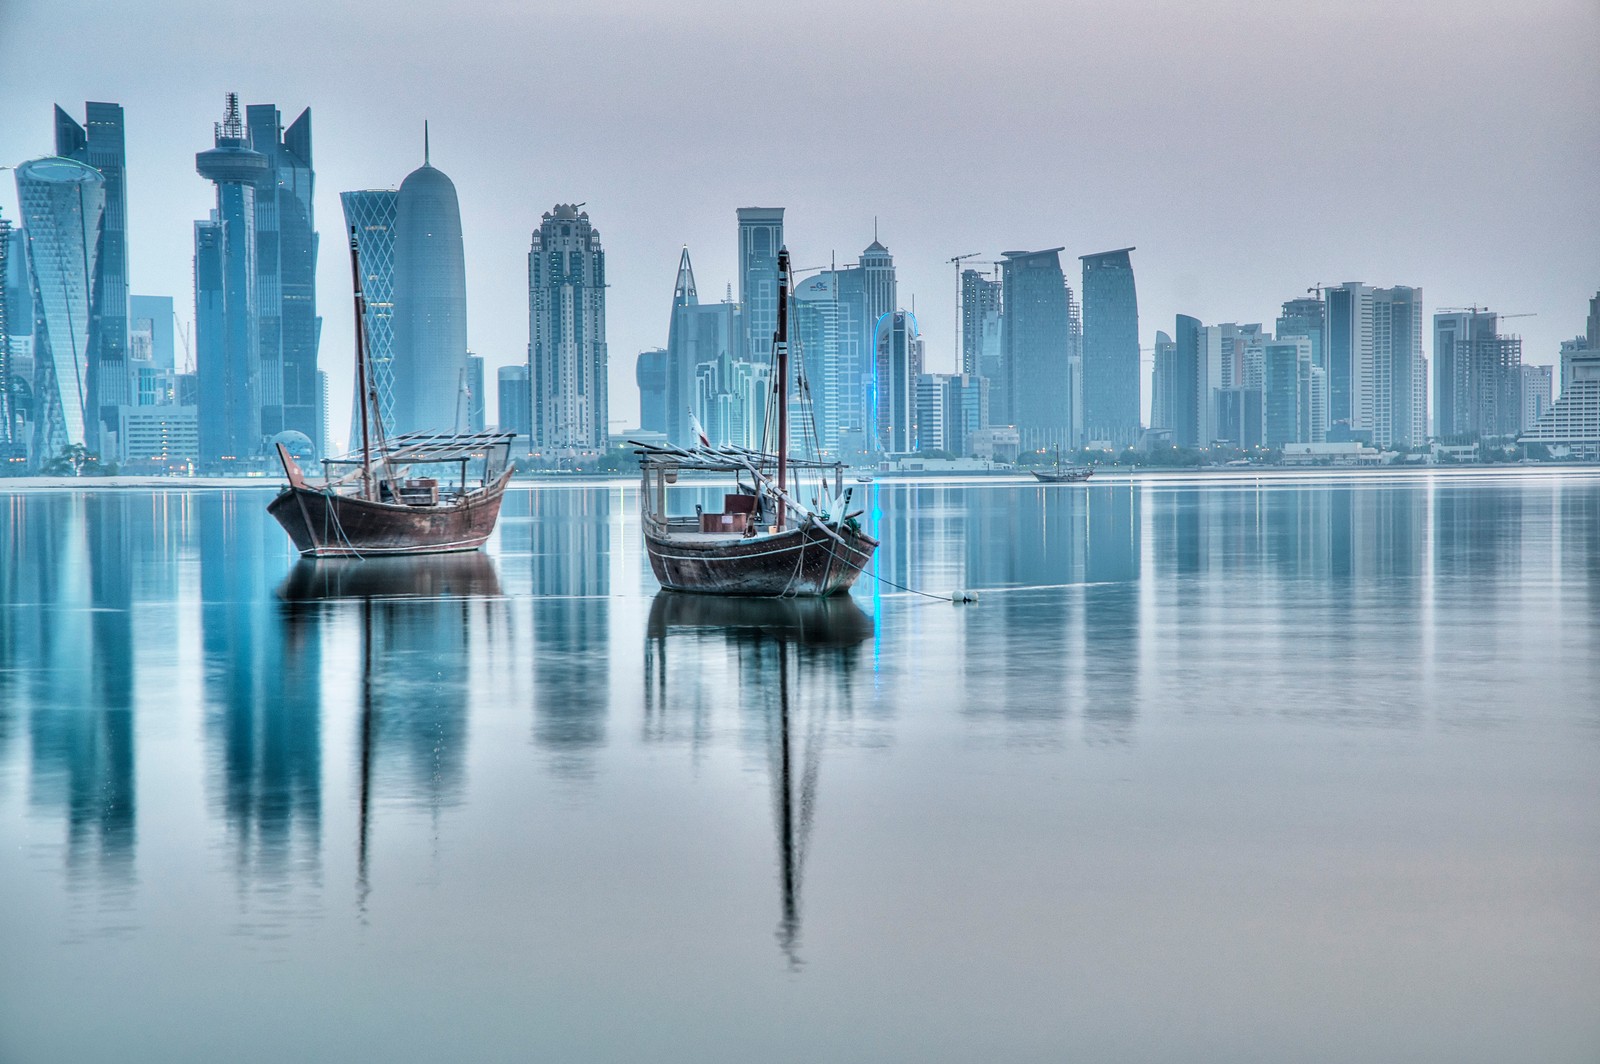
[277,553,502,911]
[646,592,874,968]
[277,552,503,602]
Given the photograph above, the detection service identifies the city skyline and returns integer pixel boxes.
[1,0,1593,448]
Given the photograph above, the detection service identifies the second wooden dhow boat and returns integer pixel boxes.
[633,247,878,596]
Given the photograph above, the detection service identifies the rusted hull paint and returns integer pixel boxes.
[267,473,511,557]
[644,522,878,597]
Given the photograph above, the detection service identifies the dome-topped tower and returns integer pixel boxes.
[391,126,468,435]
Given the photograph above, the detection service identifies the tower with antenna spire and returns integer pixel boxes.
[389,128,468,436]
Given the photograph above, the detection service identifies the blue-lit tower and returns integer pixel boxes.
[195,93,268,465]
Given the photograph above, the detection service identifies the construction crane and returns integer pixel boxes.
[1439,305,1535,318]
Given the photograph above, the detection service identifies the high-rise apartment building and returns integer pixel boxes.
[1434,309,1521,439]
[528,204,607,453]
[1263,337,1317,447]
[340,189,398,447]
[1326,282,1424,446]
[916,372,988,455]
[1324,282,1372,437]
[1001,248,1073,451]
[56,103,132,449]
[392,144,468,438]
[737,208,784,364]
[1520,364,1553,431]
[1079,247,1140,447]
[961,268,1000,378]
[1371,286,1425,448]
[17,157,106,460]
[874,310,922,452]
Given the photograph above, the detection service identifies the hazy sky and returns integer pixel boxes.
[2,0,1596,444]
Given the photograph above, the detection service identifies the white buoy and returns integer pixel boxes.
[952,590,979,604]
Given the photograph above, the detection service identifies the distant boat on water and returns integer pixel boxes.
[1031,447,1094,483]
[268,228,516,558]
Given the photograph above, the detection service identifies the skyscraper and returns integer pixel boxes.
[528,204,608,453]
[780,236,897,456]
[874,310,921,452]
[194,94,268,464]
[246,104,319,455]
[16,156,106,460]
[1276,296,1325,368]
[392,139,468,437]
[1520,364,1553,431]
[1434,309,1522,439]
[636,348,668,433]
[1001,248,1073,451]
[1263,337,1316,447]
[497,365,531,438]
[961,268,1000,377]
[0,211,15,456]
[340,189,398,448]
[1370,286,1424,448]
[1172,314,1204,447]
[736,207,784,364]
[465,353,485,432]
[1323,282,1373,438]
[1079,247,1140,447]
[1150,329,1176,434]
[663,247,710,447]
[55,102,131,448]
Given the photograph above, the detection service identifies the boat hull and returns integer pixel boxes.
[644,521,878,597]
[1031,469,1093,483]
[267,473,511,558]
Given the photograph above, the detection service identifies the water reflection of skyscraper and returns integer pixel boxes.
[498,486,611,597]
[644,593,873,968]
[199,494,321,884]
[4,495,139,884]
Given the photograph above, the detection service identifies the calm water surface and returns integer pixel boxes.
[1,472,1597,1063]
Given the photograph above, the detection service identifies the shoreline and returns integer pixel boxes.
[2,463,1596,492]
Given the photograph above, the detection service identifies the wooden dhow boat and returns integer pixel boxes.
[268,228,516,558]
[633,248,878,597]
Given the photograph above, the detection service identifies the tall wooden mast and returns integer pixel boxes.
[775,247,790,530]
[349,227,374,500]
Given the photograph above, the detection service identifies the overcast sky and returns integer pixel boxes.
[2,0,1596,444]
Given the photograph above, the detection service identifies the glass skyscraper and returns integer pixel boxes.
[340,189,398,448]
[1080,247,1140,447]
[1001,248,1073,452]
[528,204,607,453]
[15,157,106,460]
[392,147,468,438]
[246,104,320,456]
[55,102,131,448]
